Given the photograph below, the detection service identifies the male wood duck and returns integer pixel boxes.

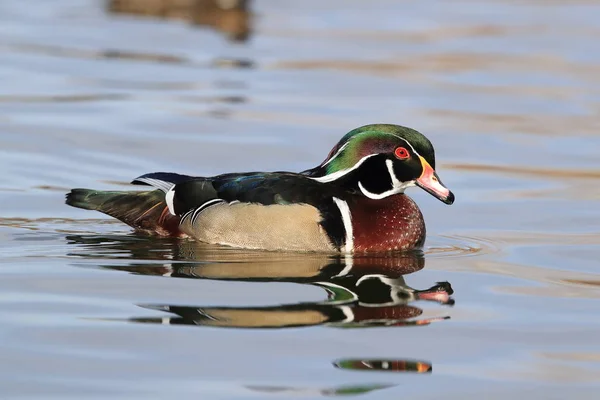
[66,124,454,253]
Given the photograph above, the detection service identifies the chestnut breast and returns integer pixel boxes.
[349,194,426,252]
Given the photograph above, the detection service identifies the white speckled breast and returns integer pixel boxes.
[349,194,425,252]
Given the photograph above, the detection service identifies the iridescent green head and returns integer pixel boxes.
[304,124,454,204]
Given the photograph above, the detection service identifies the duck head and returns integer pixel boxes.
[304,124,454,204]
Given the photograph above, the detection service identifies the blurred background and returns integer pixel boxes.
[0,1,599,399]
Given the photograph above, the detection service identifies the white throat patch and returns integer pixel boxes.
[358,159,414,200]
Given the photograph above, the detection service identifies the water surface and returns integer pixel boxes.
[1,0,599,398]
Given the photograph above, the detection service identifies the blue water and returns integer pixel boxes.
[1,0,599,398]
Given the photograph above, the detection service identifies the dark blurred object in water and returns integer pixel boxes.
[107,0,252,42]
[334,358,432,373]
[246,383,396,396]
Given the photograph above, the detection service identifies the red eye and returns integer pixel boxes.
[394,147,410,160]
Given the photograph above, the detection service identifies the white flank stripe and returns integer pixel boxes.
[181,209,194,222]
[191,199,224,224]
[333,197,353,253]
[165,188,176,215]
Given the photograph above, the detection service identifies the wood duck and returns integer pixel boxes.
[66,124,454,253]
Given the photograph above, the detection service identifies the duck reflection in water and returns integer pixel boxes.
[67,235,454,329]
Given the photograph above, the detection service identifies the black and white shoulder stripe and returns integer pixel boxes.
[181,198,226,225]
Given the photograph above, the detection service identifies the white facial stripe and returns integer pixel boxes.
[165,188,176,215]
[321,142,349,167]
[321,130,376,168]
[396,136,419,157]
[332,197,354,253]
[310,130,426,184]
[309,154,376,183]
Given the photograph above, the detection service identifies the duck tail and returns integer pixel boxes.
[65,189,183,236]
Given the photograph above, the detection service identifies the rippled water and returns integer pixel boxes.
[1,0,599,398]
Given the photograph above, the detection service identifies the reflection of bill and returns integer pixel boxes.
[107,0,252,42]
